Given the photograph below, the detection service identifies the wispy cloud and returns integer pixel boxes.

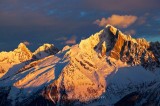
[136,13,149,25]
[56,37,67,41]
[124,29,136,35]
[65,36,76,44]
[94,15,137,28]
[23,41,30,46]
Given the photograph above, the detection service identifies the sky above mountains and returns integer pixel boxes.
[0,0,160,51]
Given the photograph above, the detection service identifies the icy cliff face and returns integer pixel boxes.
[0,25,160,106]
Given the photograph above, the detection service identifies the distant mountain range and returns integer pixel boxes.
[0,25,160,106]
[0,43,59,77]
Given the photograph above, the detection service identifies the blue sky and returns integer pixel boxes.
[0,0,160,51]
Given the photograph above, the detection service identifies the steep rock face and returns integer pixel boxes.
[150,41,160,61]
[33,43,59,59]
[108,27,157,68]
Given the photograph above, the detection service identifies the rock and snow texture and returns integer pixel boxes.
[40,25,160,105]
[0,25,160,106]
[0,43,33,78]
[0,43,59,78]
[5,56,61,105]
[0,43,32,64]
[33,43,59,59]
[0,47,68,105]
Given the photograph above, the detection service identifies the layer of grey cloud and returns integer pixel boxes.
[65,36,76,45]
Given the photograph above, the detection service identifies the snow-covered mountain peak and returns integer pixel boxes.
[78,25,126,56]
[0,42,32,64]
[17,42,27,48]
[0,43,59,78]
[106,24,118,35]
[0,43,33,77]
[14,43,33,60]
[78,25,159,70]
[0,26,160,106]
[79,25,113,55]
[33,43,59,59]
